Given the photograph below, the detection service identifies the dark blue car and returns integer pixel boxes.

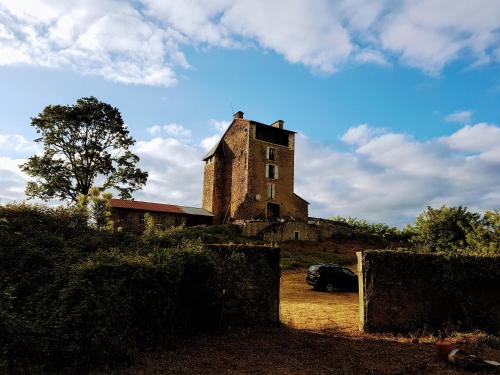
[306,264,358,292]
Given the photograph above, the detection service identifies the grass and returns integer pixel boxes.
[280,268,359,331]
[279,238,379,270]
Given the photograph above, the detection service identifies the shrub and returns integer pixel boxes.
[408,206,499,255]
[142,223,245,248]
[0,204,258,373]
[329,215,409,242]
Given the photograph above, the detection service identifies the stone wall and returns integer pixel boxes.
[202,158,216,216]
[262,221,321,242]
[239,219,350,242]
[205,244,281,323]
[358,250,500,334]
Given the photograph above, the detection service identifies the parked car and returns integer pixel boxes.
[306,264,358,292]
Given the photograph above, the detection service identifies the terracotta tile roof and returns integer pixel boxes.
[109,199,184,214]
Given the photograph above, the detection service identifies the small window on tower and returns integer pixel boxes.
[267,183,276,199]
[266,164,279,179]
[267,147,276,161]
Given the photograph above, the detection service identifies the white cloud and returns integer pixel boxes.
[147,123,192,137]
[199,119,230,151]
[209,119,230,133]
[296,122,500,225]
[0,0,182,86]
[440,123,500,154]
[0,134,38,154]
[134,137,204,206]
[445,110,474,124]
[354,49,390,67]
[163,123,192,138]
[2,0,500,85]
[379,1,500,74]
[340,124,386,145]
[146,125,162,135]
[1,120,499,226]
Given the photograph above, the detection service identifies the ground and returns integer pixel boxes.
[280,268,359,331]
[105,267,500,375]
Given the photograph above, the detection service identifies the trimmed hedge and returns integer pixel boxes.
[360,250,500,334]
[0,204,275,373]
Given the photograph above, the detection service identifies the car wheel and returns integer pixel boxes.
[325,283,335,292]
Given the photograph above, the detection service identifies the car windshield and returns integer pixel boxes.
[342,268,354,275]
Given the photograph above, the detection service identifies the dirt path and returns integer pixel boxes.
[280,269,359,331]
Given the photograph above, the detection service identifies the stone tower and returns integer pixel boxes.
[202,111,308,224]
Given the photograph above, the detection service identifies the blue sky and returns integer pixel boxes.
[1,0,500,226]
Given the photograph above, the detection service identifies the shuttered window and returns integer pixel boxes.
[267,183,276,199]
[267,147,276,161]
[266,164,279,179]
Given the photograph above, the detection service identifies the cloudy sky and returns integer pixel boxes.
[0,0,499,226]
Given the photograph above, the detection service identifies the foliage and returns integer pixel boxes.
[407,206,499,255]
[20,96,148,202]
[330,215,408,242]
[465,210,500,255]
[331,207,498,256]
[280,246,355,270]
[77,187,114,231]
[142,212,157,237]
[0,203,260,373]
[142,222,247,248]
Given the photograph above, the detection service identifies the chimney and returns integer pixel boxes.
[233,111,244,119]
[271,120,284,129]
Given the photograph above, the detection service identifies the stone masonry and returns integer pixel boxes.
[202,111,308,224]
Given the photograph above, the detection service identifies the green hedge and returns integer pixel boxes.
[0,204,259,373]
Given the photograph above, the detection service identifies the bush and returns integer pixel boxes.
[142,223,245,248]
[0,204,257,373]
[329,215,409,242]
[408,206,499,255]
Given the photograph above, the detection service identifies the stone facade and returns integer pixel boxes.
[202,112,308,224]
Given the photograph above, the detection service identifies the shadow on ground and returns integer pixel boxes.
[100,269,499,375]
[106,326,479,375]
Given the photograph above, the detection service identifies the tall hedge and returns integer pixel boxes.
[0,204,257,373]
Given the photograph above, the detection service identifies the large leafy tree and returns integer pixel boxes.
[21,97,148,202]
[410,205,481,252]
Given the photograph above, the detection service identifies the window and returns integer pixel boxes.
[342,268,354,276]
[265,164,279,179]
[267,147,276,161]
[267,183,276,199]
[139,213,145,224]
[294,231,300,240]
